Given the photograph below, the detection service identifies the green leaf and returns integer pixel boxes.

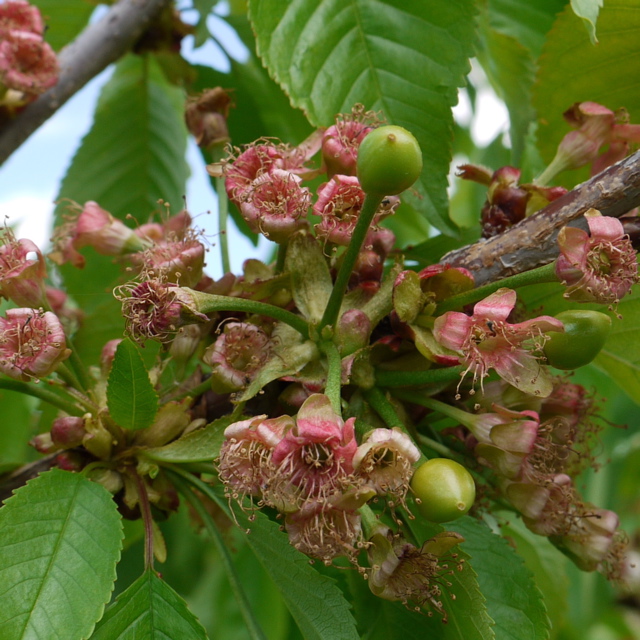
[500,518,569,635]
[534,0,640,168]
[236,508,360,640]
[144,415,235,462]
[248,0,477,235]
[487,0,566,59]
[54,54,189,313]
[571,0,603,44]
[91,569,208,639]
[448,517,551,640]
[32,0,94,52]
[107,338,159,431]
[478,20,536,163]
[285,232,333,323]
[0,391,35,471]
[0,469,123,640]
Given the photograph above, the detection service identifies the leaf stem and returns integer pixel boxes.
[130,471,155,570]
[375,365,465,388]
[212,146,231,275]
[434,262,560,314]
[275,241,287,275]
[195,292,309,338]
[0,377,84,415]
[392,390,474,429]
[321,341,342,414]
[319,192,384,331]
[167,469,267,640]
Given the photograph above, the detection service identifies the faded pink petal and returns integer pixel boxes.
[433,288,563,396]
[556,209,639,303]
[0,308,69,380]
[0,30,57,95]
[0,235,46,307]
[0,0,44,36]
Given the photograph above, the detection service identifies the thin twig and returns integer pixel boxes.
[0,0,172,165]
[442,150,640,285]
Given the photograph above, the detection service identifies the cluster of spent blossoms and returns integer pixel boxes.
[1,96,637,618]
[218,393,421,563]
[0,0,58,110]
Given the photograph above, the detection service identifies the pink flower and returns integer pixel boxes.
[0,233,47,307]
[540,102,640,182]
[224,137,320,208]
[314,175,398,246]
[114,280,209,343]
[130,237,205,288]
[284,499,362,562]
[433,288,564,396]
[556,209,639,304]
[321,105,381,178]
[0,308,70,380]
[239,169,311,243]
[203,322,272,393]
[367,527,464,620]
[353,427,420,499]
[218,414,292,498]
[466,405,541,479]
[0,0,44,36]
[270,394,358,504]
[50,201,148,267]
[0,30,57,95]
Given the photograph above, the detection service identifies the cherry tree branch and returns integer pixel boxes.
[0,0,172,166]
[441,149,640,285]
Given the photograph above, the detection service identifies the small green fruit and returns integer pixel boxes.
[544,309,611,370]
[356,125,423,195]
[410,458,476,523]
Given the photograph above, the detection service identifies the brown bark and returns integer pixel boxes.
[441,149,640,286]
[0,0,172,166]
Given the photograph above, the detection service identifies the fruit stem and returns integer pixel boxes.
[319,192,384,331]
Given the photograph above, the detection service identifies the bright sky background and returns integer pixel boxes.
[0,6,509,280]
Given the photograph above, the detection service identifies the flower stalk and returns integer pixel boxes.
[435,262,559,315]
[319,192,384,331]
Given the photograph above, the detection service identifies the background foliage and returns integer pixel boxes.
[1,0,640,638]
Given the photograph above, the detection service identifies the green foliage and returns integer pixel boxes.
[32,0,94,51]
[54,53,189,313]
[144,415,234,462]
[107,338,159,431]
[91,569,209,639]
[534,0,640,168]
[448,517,551,640]
[0,469,123,640]
[3,0,640,638]
[235,508,360,640]
[248,0,477,235]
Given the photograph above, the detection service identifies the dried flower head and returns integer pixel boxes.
[368,528,464,619]
[0,230,46,307]
[0,30,57,96]
[0,308,70,380]
[204,321,272,393]
[218,414,292,499]
[0,0,44,36]
[269,394,358,507]
[353,427,420,501]
[321,104,382,178]
[239,169,311,242]
[556,209,639,305]
[114,279,209,343]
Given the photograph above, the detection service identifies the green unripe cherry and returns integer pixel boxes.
[544,309,612,370]
[410,458,476,523]
[356,125,423,195]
